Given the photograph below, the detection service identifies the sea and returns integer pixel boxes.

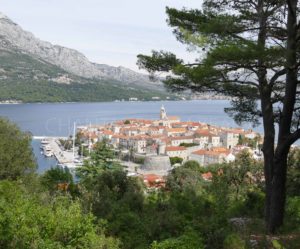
[0,100,262,173]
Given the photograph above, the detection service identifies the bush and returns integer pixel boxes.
[179,143,198,147]
[40,167,78,196]
[150,231,204,249]
[243,190,265,218]
[133,157,145,164]
[182,160,201,171]
[228,189,265,218]
[223,234,246,249]
[285,197,300,231]
[0,118,36,180]
[170,157,183,166]
[0,181,119,249]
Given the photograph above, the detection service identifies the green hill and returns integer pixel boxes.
[0,49,171,103]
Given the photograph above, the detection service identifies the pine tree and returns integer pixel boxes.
[137,0,300,233]
[77,140,121,183]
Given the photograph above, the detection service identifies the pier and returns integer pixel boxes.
[34,136,78,168]
[33,136,68,140]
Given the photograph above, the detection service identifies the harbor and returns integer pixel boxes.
[34,105,263,177]
[34,136,81,168]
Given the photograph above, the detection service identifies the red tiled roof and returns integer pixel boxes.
[192,149,208,156]
[143,174,163,182]
[112,135,126,139]
[195,129,211,136]
[192,147,230,156]
[142,174,166,188]
[202,172,213,181]
[165,128,186,133]
[102,130,113,135]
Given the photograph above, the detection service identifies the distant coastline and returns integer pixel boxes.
[0,100,23,104]
[0,95,230,105]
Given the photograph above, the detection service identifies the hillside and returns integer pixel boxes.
[0,48,170,102]
[0,13,169,102]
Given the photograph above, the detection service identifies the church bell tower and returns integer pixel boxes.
[160,105,167,120]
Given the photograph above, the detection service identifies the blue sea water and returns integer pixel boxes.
[0,100,261,172]
[31,139,58,173]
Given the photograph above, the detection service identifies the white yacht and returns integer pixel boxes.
[43,145,53,157]
[41,138,49,145]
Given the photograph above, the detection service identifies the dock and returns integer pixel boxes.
[33,136,68,140]
[35,136,79,168]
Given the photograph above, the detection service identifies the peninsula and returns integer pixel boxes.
[72,106,263,183]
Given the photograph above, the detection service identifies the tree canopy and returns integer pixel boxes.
[76,140,122,183]
[0,181,120,249]
[0,118,36,180]
[2,118,300,247]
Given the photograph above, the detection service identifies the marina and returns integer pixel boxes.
[34,136,81,168]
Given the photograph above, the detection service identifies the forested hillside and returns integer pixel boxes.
[0,49,170,102]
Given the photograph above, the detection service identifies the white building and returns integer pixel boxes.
[244,130,259,139]
[190,148,235,166]
[129,136,147,154]
[165,146,188,160]
[170,136,194,146]
[221,132,240,149]
[164,128,187,137]
[210,135,221,148]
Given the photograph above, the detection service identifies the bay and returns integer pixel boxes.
[0,100,261,172]
[0,100,259,136]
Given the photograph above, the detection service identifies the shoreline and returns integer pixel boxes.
[0,99,231,105]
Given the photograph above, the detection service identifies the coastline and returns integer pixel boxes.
[0,98,231,105]
[0,100,255,171]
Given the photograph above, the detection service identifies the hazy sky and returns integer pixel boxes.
[1,0,201,71]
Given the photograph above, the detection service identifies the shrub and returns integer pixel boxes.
[223,234,246,249]
[0,118,36,180]
[170,157,183,166]
[0,181,119,249]
[150,231,204,249]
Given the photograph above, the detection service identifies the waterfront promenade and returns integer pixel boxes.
[34,136,77,167]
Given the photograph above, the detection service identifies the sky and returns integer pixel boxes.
[1,0,201,72]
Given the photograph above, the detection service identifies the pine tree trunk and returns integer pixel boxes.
[268,151,289,233]
[264,155,273,227]
[256,0,275,227]
[266,0,298,233]
[261,126,275,228]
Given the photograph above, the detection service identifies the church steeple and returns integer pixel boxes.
[160,105,167,120]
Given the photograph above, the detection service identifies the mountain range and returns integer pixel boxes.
[0,12,170,102]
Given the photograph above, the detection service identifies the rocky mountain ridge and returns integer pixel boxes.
[0,12,160,87]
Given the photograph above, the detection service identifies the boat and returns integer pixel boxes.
[41,138,49,145]
[74,158,82,164]
[43,145,53,157]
